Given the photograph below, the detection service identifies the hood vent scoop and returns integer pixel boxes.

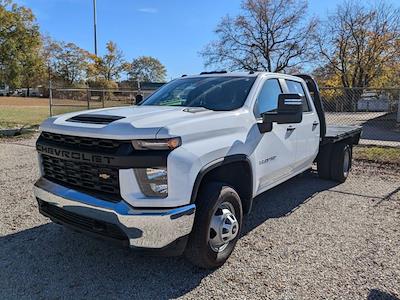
[66,114,125,124]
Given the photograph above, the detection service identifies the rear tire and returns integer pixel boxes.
[330,143,352,183]
[184,182,243,269]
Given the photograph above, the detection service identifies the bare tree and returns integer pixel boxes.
[201,0,316,72]
[316,1,400,88]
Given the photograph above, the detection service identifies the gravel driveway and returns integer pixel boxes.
[0,136,399,299]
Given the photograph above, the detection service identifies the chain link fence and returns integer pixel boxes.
[49,88,155,116]
[320,87,400,147]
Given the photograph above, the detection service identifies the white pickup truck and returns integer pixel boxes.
[34,72,361,268]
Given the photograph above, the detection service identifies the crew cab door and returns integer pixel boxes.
[284,79,320,171]
[251,78,297,194]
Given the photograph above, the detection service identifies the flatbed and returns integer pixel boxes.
[322,125,362,145]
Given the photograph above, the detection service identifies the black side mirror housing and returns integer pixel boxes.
[258,93,303,133]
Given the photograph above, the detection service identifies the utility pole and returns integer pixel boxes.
[93,0,98,56]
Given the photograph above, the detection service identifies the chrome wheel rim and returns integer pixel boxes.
[343,148,350,177]
[208,202,239,253]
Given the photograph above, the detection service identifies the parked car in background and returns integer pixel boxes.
[0,83,10,96]
[357,91,390,112]
[16,88,43,97]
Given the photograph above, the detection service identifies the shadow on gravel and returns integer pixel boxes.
[0,223,210,299]
[368,289,400,300]
[361,113,400,143]
[242,170,339,235]
[0,171,339,299]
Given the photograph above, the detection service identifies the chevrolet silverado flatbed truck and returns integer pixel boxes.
[34,72,361,268]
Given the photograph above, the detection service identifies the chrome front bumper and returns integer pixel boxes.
[33,178,195,249]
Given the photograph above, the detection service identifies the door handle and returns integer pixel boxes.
[286,126,296,132]
[313,121,319,126]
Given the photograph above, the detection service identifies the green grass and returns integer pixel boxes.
[0,106,50,128]
[353,145,400,165]
[0,106,92,128]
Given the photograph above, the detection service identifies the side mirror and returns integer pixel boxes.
[258,93,303,133]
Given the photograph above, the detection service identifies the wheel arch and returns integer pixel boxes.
[190,154,254,214]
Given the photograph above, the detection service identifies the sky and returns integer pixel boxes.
[13,0,399,79]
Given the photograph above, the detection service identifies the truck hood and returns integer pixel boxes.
[40,105,223,139]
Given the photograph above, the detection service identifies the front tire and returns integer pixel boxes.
[185,182,243,269]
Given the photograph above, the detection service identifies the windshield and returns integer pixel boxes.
[140,76,256,111]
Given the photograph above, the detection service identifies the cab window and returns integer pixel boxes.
[254,79,282,118]
[286,80,311,112]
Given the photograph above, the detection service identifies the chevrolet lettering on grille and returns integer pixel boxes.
[36,144,115,165]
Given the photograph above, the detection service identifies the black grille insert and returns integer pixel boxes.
[41,154,121,200]
[40,131,128,152]
[38,199,128,241]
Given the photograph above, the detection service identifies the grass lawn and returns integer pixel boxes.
[0,105,88,138]
[0,106,50,128]
[353,145,400,166]
[0,106,90,128]
[0,96,131,129]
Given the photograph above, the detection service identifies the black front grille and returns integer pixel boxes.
[41,154,121,200]
[40,131,128,152]
[38,199,128,241]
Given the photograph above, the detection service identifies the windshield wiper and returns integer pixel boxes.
[192,105,216,111]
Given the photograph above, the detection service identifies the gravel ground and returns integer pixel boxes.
[0,136,399,300]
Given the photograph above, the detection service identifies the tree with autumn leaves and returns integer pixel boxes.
[203,0,400,89]
[314,1,400,89]
[0,0,45,94]
[0,0,167,91]
[44,38,167,89]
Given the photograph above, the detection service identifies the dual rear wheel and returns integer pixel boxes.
[317,142,352,183]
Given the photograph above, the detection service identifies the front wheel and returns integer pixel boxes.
[184,182,243,269]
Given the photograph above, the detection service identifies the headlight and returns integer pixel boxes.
[134,167,168,198]
[132,137,181,150]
